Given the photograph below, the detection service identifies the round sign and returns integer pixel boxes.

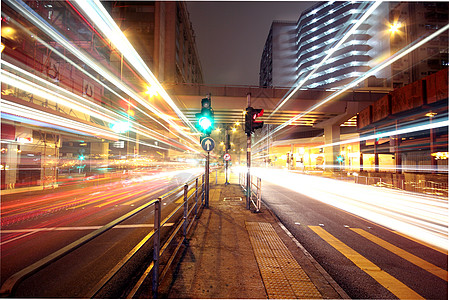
[223,153,231,161]
[201,137,215,152]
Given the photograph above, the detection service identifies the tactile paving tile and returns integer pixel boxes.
[246,222,322,299]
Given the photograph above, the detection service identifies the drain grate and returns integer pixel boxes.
[246,222,322,299]
[223,197,242,201]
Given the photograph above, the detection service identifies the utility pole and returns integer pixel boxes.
[244,93,264,210]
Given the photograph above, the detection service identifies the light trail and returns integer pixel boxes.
[0,15,171,133]
[268,0,383,118]
[240,167,448,251]
[3,0,201,150]
[1,60,201,152]
[317,119,449,149]
[1,168,203,228]
[269,23,449,137]
[1,100,119,140]
[72,0,197,133]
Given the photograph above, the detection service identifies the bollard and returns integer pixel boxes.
[216,169,218,184]
[183,184,188,240]
[152,198,161,298]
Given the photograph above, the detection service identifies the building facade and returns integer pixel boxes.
[259,21,297,87]
[106,1,203,84]
[260,1,448,90]
[389,2,449,88]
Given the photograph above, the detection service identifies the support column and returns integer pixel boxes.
[323,124,340,172]
[91,142,109,173]
[4,144,18,189]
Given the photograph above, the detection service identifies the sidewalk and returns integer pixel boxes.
[158,171,349,299]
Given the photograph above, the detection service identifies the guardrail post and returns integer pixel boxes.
[257,177,262,212]
[152,198,161,298]
[195,178,199,218]
[201,174,205,206]
[183,184,188,241]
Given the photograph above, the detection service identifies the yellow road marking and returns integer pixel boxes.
[309,226,424,299]
[351,228,448,281]
[392,230,448,255]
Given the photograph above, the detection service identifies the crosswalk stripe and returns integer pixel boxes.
[309,226,424,299]
[351,228,448,281]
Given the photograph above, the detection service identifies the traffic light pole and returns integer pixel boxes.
[225,128,230,185]
[205,151,210,208]
[246,93,251,210]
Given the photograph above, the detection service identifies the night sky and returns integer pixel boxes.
[187,1,316,86]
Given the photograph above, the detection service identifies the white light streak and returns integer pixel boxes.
[249,168,448,251]
[4,0,201,150]
[73,0,195,132]
[271,23,449,136]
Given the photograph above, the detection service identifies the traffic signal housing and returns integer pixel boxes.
[245,106,264,135]
[196,97,214,136]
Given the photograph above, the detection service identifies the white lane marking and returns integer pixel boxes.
[0,229,44,245]
[0,223,175,245]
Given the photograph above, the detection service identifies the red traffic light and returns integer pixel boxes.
[252,109,264,120]
[245,107,264,135]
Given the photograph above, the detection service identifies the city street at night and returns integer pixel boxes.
[1,0,448,298]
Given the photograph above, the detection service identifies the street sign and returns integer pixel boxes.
[201,137,215,152]
[223,153,231,161]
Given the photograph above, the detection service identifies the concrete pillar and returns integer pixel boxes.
[4,144,18,189]
[90,142,109,173]
[324,124,340,172]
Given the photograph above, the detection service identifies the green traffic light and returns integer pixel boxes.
[198,116,212,130]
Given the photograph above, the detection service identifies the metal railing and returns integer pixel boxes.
[354,175,448,197]
[0,174,206,298]
[239,172,262,212]
[133,176,205,298]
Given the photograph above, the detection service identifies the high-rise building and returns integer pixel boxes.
[259,21,297,87]
[260,1,448,90]
[106,1,203,84]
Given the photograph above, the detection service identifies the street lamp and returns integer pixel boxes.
[145,85,158,97]
[389,22,402,34]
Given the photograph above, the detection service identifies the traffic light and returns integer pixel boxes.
[244,107,264,135]
[196,97,214,136]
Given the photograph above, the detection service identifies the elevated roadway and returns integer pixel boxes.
[165,83,391,128]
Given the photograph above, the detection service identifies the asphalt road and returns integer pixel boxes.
[1,168,202,297]
[259,175,448,299]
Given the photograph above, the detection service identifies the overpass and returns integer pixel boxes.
[165,83,391,128]
[165,83,391,168]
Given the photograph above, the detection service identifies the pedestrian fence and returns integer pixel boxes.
[354,176,448,197]
[0,174,206,299]
[129,175,205,298]
[239,172,262,212]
